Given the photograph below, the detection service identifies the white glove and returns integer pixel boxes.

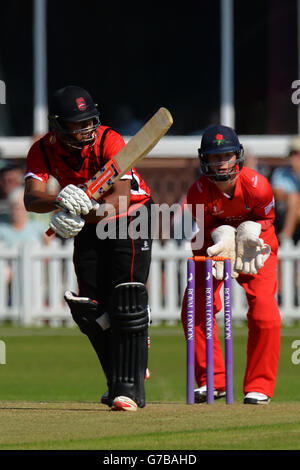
[207,225,238,279]
[49,210,85,239]
[55,184,95,216]
[235,221,271,275]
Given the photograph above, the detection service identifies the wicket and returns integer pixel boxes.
[186,256,234,405]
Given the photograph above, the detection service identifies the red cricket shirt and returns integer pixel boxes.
[25,126,151,209]
[187,166,278,254]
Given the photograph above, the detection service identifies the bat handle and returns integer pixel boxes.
[85,188,92,199]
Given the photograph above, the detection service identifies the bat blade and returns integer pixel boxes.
[85,107,173,200]
[46,107,173,236]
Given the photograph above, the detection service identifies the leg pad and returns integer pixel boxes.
[109,283,149,407]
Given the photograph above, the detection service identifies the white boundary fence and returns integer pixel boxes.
[0,238,299,326]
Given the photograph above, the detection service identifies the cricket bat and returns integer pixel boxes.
[46,107,173,236]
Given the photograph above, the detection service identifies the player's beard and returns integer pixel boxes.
[62,129,97,151]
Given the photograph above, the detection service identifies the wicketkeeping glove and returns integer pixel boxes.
[55,184,95,216]
[235,221,271,275]
[207,225,239,279]
[49,210,85,239]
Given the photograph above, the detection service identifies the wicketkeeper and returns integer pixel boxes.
[24,86,153,411]
[181,125,281,405]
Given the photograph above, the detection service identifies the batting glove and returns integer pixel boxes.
[235,221,271,275]
[207,225,239,279]
[49,210,85,239]
[55,184,95,216]
[64,291,111,331]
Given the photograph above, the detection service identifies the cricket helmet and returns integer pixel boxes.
[48,86,100,150]
[198,124,244,181]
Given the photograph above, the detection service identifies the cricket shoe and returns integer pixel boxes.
[111,396,138,411]
[101,391,110,406]
[194,385,226,403]
[243,392,270,405]
[101,368,150,406]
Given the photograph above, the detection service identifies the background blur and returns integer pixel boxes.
[0,0,298,136]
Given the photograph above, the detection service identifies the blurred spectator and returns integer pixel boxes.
[0,186,52,298]
[0,186,50,246]
[271,136,300,244]
[0,162,24,223]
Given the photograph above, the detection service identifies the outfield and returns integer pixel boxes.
[0,324,299,450]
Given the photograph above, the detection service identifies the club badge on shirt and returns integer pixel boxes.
[141,240,150,251]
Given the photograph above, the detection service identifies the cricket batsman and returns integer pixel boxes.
[24,86,153,411]
[181,124,281,405]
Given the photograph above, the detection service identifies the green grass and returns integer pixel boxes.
[0,324,299,450]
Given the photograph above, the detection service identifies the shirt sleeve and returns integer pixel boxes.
[247,174,276,232]
[25,140,50,183]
